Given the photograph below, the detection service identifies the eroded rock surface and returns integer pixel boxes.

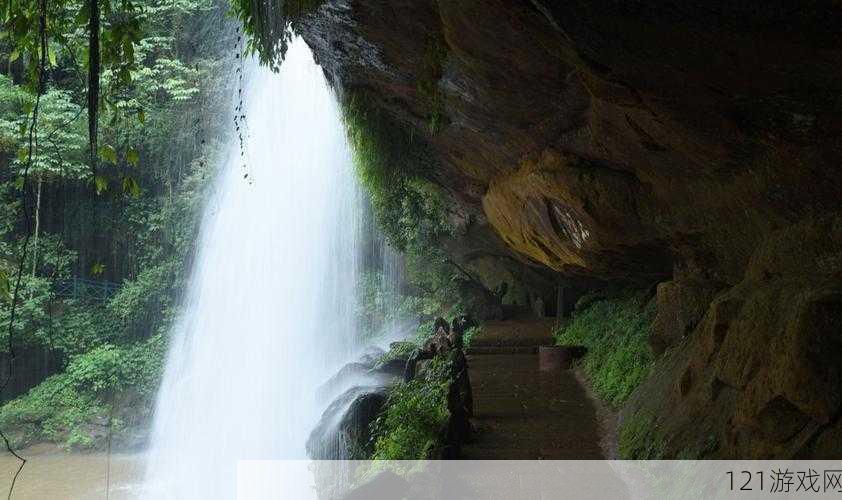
[294,0,842,458]
[623,215,842,458]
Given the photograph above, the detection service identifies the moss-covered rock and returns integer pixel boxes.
[622,214,842,458]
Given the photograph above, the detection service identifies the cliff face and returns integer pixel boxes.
[296,0,842,457]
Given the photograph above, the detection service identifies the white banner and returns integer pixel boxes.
[237,460,842,499]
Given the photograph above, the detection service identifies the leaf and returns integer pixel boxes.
[90,263,105,277]
[9,49,20,62]
[137,109,145,124]
[0,269,10,303]
[16,148,28,162]
[122,176,140,197]
[94,175,108,194]
[75,3,90,24]
[126,147,140,167]
[48,47,57,67]
[98,144,117,164]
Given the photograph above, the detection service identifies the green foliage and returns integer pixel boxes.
[0,0,232,448]
[229,0,323,71]
[461,325,480,348]
[0,335,165,449]
[618,410,665,459]
[356,270,400,338]
[374,340,417,369]
[416,36,448,133]
[342,92,451,253]
[343,92,471,316]
[0,77,88,180]
[370,355,453,460]
[554,291,655,406]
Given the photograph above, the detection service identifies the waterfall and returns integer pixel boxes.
[143,37,365,498]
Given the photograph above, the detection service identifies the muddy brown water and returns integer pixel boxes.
[0,445,144,499]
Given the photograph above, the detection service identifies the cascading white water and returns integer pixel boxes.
[143,37,364,499]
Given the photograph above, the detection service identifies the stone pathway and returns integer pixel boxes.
[461,318,605,459]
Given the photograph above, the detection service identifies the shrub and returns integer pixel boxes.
[369,356,452,459]
[375,340,418,369]
[462,325,480,348]
[554,292,655,406]
[0,335,165,449]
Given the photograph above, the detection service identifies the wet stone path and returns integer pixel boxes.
[461,319,605,459]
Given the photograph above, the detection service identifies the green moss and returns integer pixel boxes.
[416,36,449,133]
[342,92,467,311]
[618,410,665,459]
[675,433,719,460]
[342,92,450,252]
[554,291,655,406]
[375,340,418,369]
[369,355,453,459]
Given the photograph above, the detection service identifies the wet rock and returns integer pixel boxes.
[296,0,842,460]
[375,357,407,378]
[356,346,386,367]
[650,277,720,354]
[457,280,504,321]
[316,346,404,403]
[622,215,842,459]
[307,386,389,459]
[443,349,473,454]
[316,362,375,403]
[404,318,454,381]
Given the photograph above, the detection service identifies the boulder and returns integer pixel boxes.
[356,346,386,367]
[316,362,375,403]
[621,215,842,459]
[375,357,407,378]
[649,278,720,354]
[307,386,389,459]
[457,280,504,321]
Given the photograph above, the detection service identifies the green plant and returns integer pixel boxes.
[229,0,324,71]
[618,410,665,459]
[342,91,451,252]
[369,356,452,459]
[375,340,418,369]
[554,292,655,406]
[343,92,472,315]
[0,335,165,449]
[0,0,232,451]
[462,325,480,348]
